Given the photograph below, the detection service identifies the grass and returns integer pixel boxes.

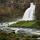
[14,21,35,26]
[9,20,40,28]
[9,21,36,27]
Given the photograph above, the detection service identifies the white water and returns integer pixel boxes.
[22,3,36,21]
[0,22,17,27]
[8,3,36,25]
[0,2,40,37]
[0,2,36,27]
[8,2,36,25]
[1,27,40,35]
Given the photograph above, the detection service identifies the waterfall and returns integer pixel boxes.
[22,2,36,21]
[0,3,36,27]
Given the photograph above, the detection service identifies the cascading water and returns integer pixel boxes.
[0,2,36,27]
[22,3,36,21]
[8,3,36,26]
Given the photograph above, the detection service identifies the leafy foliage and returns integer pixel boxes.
[0,32,38,40]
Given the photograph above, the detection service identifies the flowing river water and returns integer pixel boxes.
[0,2,40,40]
[0,27,40,40]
